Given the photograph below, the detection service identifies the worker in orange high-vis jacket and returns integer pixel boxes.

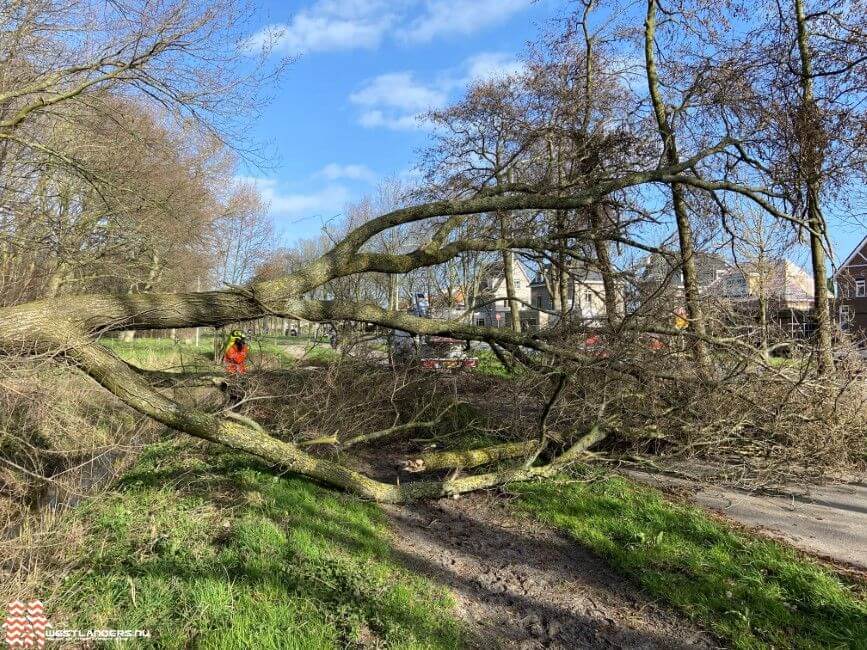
[222,330,249,374]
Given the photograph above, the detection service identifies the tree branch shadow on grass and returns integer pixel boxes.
[42,441,717,649]
[385,499,715,649]
[42,443,465,648]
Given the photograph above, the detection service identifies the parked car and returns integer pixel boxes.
[391,331,478,369]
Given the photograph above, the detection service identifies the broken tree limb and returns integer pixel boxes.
[403,424,607,474]
[295,403,460,450]
[524,372,568,468]
[296,434,340,447]
[224,411,266,433]
[0,168,733,502]
[52,336,602,502]
[341,403,458,449]
[403,440,540,473]
[550,425,606,467]
[128,364,227,387]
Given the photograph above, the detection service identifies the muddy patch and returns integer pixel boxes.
[385,493,717,649]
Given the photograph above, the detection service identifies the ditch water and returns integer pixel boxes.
[2,447,128,542]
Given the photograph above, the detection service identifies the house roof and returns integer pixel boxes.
[483,260,531,280]
[634,251,730,288]
[710,259,814,302]
[833,235,867,279]
[480,260,532,293]
[529,264,604,286]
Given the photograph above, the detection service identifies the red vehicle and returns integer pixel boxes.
[581,333,667,358]
[582,334,610,358]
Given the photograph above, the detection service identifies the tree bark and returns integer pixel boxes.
[644,0,711,378]
[794,0,834,374]
[0,153,759,501]
[405,440,540,472]
[590,205,621,327]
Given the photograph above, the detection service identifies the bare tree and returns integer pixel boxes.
[1,0,864,504]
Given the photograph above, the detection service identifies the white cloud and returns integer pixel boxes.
[244,0,398,55]
[350,72,446,131]
[404,0,531,43]
[350,52,523,131]
[350,72,448,112]
[463,52,524,83]
[357,110,430,131]
[237,176,350,218]
[317,163,377,182]
[244,0,533,55]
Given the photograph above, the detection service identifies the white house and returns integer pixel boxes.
[473,262,534,328]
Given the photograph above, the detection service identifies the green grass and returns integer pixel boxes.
[39,441,465,649]
[102,335,338,370]
[102,336,217,370]
[513,470,867,649]
[250,335,339,365]
[471,349,516,378]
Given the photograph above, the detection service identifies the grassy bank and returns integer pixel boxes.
[102,335,337,370]
[33,440,465,649]
[11,337,864,649]
[513,470,867,649]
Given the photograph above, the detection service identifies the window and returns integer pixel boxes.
[535,295,543,308]
[476,318,486,326]
[857,279,866,297]
[841,305,853,328]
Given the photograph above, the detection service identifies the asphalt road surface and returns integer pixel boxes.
[624,469,867,570]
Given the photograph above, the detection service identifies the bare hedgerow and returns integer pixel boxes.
[0,357,157,530]
[513,323,867,488]
[224,327,866,492]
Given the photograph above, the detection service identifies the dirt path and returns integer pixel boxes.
[623,469,867,571]
[384,494,717,649]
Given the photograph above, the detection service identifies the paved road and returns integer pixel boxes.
[623,469,867,570]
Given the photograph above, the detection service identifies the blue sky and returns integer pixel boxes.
[237,0,864,263]
[237,0,558,242]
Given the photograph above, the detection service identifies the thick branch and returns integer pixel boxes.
[404,440,540,472]
[48,335,599,502]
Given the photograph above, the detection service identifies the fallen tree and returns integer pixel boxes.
[2,173,862,499]
[6,0,865,502]
[0,169,739,501]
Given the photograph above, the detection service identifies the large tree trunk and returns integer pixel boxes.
[794,0,834,374]
[44,265,69,299]
[497,168,522,333]
[0,165,737,502]
[387,274,400,311]
[590,205,620,327]
[644,0,711,378]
